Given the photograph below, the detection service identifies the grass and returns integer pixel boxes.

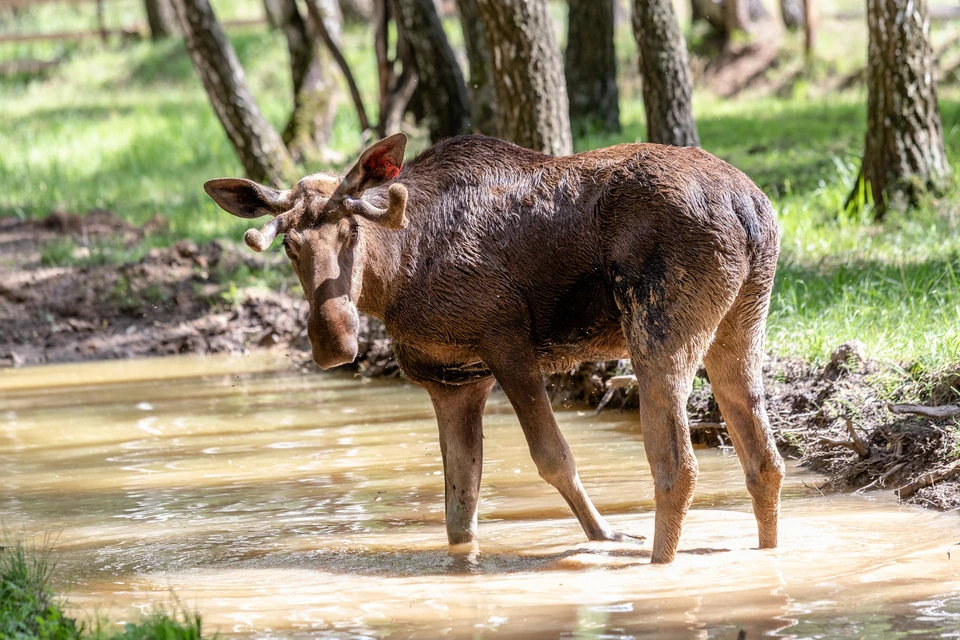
[0,539,206,640]
[1,4,959,370]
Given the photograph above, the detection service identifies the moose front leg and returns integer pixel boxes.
[425,378,495,547]
[485,348,628,543]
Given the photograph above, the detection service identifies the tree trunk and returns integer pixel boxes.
[804,0,817,60]
[276,0,341,161]
[263,0,283,28]
[691,0,766,35]
[853,0,950,218]
[725,0,752,33]
[171,0,296,187]
[474,0,572,156]
[455,0,498,135]
[145,0,173,40]
[565,0,620,134]
[632,0,700,147]
[780,0,804,29]
[338,0,373,23]
[393,0,471,141]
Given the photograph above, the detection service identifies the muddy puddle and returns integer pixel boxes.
[2,354,959,638]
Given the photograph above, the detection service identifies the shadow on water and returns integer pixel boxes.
[218,545,734,578]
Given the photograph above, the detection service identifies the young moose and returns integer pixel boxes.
[204,134,784,564]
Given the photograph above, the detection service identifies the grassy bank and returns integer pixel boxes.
[1,540,204,640]
[1,7,959,371]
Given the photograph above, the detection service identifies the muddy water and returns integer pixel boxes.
[2,354,959,639]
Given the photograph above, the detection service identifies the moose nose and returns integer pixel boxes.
[307,303,359,370]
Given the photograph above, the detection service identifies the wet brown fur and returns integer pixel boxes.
[206,134,785,563]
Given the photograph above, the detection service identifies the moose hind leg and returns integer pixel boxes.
[621,293,719,563]
[630,356,704,564]
[703,293,784,549]
[425,378,495,547]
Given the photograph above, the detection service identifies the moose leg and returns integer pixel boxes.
[425,378,495,546]
[630,356,702,564]
[704,293,784,549]
[485,352,623,542]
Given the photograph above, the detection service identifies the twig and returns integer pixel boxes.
[690,421,726,431]
[879,462,907,486]
[844,418,869,457]
[606,375,637,389]
[594,387,616,415]
[817,437,862,452]
[888,403,960,420]
[304,0,370,133]
[895,459,960,500]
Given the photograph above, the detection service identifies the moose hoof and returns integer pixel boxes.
[611,531,646,544]
[592,530,645,544]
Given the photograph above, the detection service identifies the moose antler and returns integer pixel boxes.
[244,212,290,252]
[343,183,408,230]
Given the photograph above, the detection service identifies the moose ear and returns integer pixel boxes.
[343,133,407,194]
[203,178,291,219]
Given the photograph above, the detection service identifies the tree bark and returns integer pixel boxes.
[145,0,173,40]
[632,0,700,147]
[393,0,471,141]
[474,0,572,156]
[455,0,498,135]
[725,0,752,33]
[263,0,283,28]
[691,0,766,36]
[780,0,804,29]
[854,0,950,218]
[338,0,373,23]
[171,0,296,187]
[803,0,817,60]
[276,0,341,161]
[565,0,620,134]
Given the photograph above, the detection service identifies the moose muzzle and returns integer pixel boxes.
[307,296,360,370]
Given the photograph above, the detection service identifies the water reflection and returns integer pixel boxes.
[1,353,959,639]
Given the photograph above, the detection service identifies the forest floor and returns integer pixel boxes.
[1,6,959,509]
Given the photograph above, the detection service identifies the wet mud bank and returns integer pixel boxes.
[2,217,958,509]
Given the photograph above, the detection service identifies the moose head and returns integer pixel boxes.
[204,133,409,369]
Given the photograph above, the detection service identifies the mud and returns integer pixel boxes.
[0,213,394,375]
[2,214,958,510]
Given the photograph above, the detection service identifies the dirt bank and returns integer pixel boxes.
[2,214,958,509]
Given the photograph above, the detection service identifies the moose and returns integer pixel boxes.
[204,133,784,564]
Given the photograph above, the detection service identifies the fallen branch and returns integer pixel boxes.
[844,418,869,457]
[895,459,960,500]
[817,436,867,454]
[606,375,637,389]
[888,403,960,420]
[690,421,726,431]
[879,461,906,486]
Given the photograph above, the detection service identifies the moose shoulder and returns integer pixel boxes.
[205,133,783,564]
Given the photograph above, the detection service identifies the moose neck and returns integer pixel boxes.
[355,219,404,321]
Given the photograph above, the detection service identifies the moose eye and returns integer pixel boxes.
[281,236,295,257]
[349,223,360,247]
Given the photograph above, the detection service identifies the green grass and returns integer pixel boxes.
[1,539,79,640]
[0,539,206,640]
[1,6,959,370]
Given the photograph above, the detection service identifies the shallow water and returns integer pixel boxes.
[2,354,959,639]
